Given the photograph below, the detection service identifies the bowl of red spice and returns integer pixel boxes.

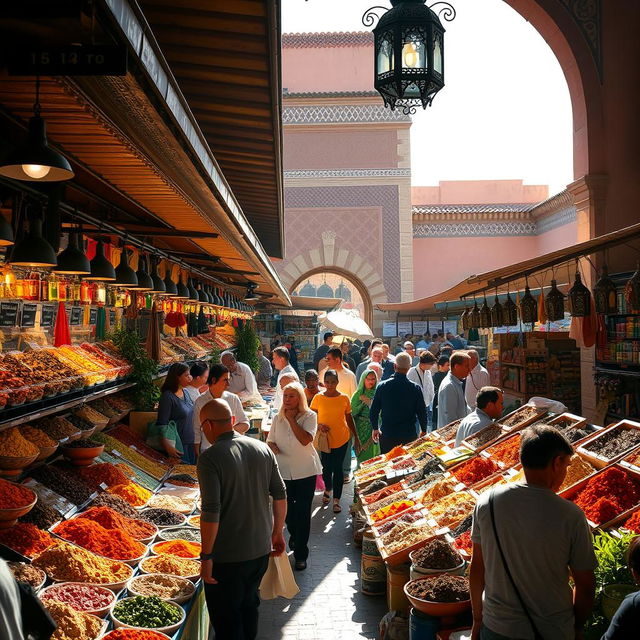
[60,440,105,467]
[150,539,201,560]
[40,581,116,618]
[101,630,171,640]
[0,479,37,528]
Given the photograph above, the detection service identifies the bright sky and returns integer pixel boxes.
[282,0,574,196]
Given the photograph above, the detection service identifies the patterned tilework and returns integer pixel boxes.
[283,104,411,125]
[285,168,411,179]
[284,185,402,299]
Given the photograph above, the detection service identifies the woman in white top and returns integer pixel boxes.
[267,381,322,571]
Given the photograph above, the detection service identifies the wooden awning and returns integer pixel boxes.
[0,1,289,303]
[290,296,343,312]
[378,221,640,314]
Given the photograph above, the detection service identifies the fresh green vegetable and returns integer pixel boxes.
[113,596,182,628]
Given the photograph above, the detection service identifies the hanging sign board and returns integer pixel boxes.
[89,308,98,325]
[397,322,413,337]
[21,304,37,328]
[412,321,429,336]
[0,302,19,327]
[382,322,397,338]
[70,307,82,326]
[8,45,128,76]
[41,304,56,328]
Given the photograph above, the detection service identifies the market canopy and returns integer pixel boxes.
[377,221,640,314]
[290,296,343,312]
[318,310,374,340]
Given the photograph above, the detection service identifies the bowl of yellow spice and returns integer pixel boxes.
[0,427,39,476]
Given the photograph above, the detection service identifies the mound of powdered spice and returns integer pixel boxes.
[452,457,498,486]
[407,575,470,602]
[7,562,45,588]
[0,427,39,457]
[0,478,36,508]
[623,510,640,534]
[141,554,200,577]
[76,506,156,540]
[140,508,185,527]
[75,463,131,490]
[486,434,521,467]
[572,466,640,524]
[104,631,170,640]
[43,600,102,640]
[90,492,139,519]
[158,527,201,542]
[153,539,201,558]
[54,518,146,560]
[108,482,152,507]
[21,425,57,449]
[0,522,53,557]
[34,541,131,584]
[412,538,462,570]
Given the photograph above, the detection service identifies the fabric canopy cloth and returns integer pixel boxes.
[318,311,374,340]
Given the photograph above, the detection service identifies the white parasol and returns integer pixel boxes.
[318,310,374,340]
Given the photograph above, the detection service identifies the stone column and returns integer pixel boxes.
[567,174,608,424]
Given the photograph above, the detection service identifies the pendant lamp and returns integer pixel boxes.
[197,282,208,303]
[53,229,90,275]
[175,272,189,300]
[135,255,153,291]
[0,215,14,246]
[163,265,178,297]
[545,279,565,321]
[490,295,504,327]
[0,78,74,182]
[519,284,538,325]
[625,263,640,312]
[203,284,212,304]
[503,293,518,326]
[115,247,139,289]
[245,283,259,301]
[149,256,166,294]
[568,271,590,317]
[460,304,470,331]
[469,300,480,329]
[479,295,492,329]
[9,214,57,267]
[213,287,223,306]
[187,277,198,301]
[593,265,617,315]
[85,238,116,281]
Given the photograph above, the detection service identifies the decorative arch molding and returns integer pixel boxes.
[288,266,377,328]
[505,0,604,178]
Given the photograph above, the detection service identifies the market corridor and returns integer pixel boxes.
[257,482,388,640]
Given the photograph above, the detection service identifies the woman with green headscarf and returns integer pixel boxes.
[351,368,381,465]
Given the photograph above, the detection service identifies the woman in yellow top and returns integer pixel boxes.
[310,369,361,513]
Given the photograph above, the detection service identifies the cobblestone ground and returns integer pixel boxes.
[257,480,388,640]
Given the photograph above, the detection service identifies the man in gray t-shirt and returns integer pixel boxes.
[470,425,596,640]
[197,398,287,640]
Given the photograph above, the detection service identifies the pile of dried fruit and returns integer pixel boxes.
[584,427,640,460]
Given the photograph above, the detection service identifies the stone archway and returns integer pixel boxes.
[288,265,379,328]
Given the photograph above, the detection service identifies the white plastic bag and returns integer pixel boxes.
[528,396,567,415]
[259,553,299,600]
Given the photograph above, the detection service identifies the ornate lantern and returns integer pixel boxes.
[490,295,504,327]
[479,295,492,328]
[503,293,518,326]
[519,284,538,325]
[545,279,565,321]
[568,271,591,317]
[625,263,640,313]
[593,265,617,315]
[469,300,480,329]
[368,0,455,114]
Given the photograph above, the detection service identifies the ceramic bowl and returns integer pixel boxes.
[60,444,104,467]
[150,540,200,560]
[127,573,196,605]
[39,581,116,617]
[0,488,37,528]
[404,576,471,617]
[109,596,185,635]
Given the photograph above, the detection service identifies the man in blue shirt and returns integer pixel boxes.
[454,386,503,446]
[370,353,428,454]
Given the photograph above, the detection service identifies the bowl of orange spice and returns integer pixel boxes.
[151,539,201,560]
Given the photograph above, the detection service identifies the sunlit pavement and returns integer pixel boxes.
[257,480,388,640]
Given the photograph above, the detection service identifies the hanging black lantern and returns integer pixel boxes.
[479,295,491,329]
[625,263,640,313]
[545,279,565,321]
[491,295,504,327]
[503,294,518,326]
[593,265,617,315]
[368,0,455,114]
[469,300,480,329]
[568,271,591,317]
[519,285,538,325]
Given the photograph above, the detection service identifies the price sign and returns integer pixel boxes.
[89,308,98,325]
[70,307,82,326]
[41,304,56,328]
[397,321,413,337]
[412,321,429,335]
[8,45,127,76]
[382,321,397,337]
[21,303,37,328]
[0,302,19,327]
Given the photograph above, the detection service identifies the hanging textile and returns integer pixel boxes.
[53,301,71,347]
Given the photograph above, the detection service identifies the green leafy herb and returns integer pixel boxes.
[113,595,182,628]
[234,321,260,372]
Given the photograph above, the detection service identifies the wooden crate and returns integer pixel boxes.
[500,404,548,431]
[468,469,519,499]
[560,463,640,530]
[577,419,640,469]
[480,432,522,471]
[460,422,510,453]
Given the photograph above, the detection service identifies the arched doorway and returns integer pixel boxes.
[291,267,374,328]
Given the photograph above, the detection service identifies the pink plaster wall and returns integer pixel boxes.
[283,46,373,93]
[536,221,578,254]
[283,129,399,170]
[412,180,549,205]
